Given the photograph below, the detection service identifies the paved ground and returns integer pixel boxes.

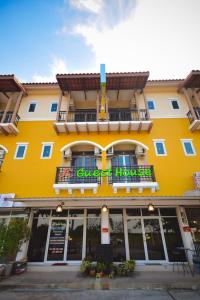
[0,289,200,300]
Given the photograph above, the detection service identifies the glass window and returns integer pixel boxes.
[86,218,101,260]
[185,208,200,242]
[41,144,53,159]
[127,219,145,260]
[162,217,186,262]
[27,217,49,262]
[154,141,166,156]
[69,209,84,218]
[15,144,27,159]
[142,208,159,216]
[126,209,141,216]
[51,103,58,112]
[28,103,36,112]
[51,209,68,217]
[109,209,126,262]
[33,210,51,218]
[147,100,155,110]
[171,100,179,109]
[159,208,176,216]
[87,209,101,217]
[182,141,195,156]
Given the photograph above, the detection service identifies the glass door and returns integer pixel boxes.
[143,219,166,260]
[66,218,84,260]
[46,219,67,261]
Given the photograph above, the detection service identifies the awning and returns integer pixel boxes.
[179,70,200,90]
[0,75,27,94]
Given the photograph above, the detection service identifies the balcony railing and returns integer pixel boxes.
[187,107,200,124]
[55,167,101,184]
[109,109,148,121]
[0,111,20,127]
[108,165,156,184]
[57,109,149,122]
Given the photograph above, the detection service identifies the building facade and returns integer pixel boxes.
[0,69,200,265]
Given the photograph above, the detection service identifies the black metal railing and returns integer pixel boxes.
[58,110,97,122]
[55,167,101,184]
[108,165,156,184]
[187,107,200,124]
[109,109,148,121]
[0,111,20,127]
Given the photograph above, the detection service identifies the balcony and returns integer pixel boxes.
[0,111,20,135]
[53,167,101,194]
[108,165,159,193]
[187,107,200,131]
[54,108,152,134]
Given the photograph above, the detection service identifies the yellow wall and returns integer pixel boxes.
[0,118,199,199]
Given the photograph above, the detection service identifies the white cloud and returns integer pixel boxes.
[71,0,200,79]
[69,0,103,14]
[32,56,68,82]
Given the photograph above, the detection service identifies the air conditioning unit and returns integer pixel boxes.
[94,147,102,157]
[0,150,5,160]
[107,147,114,156]
[135,146,146,157]
[63,148,72,159]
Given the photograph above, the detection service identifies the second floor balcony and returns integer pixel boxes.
[187,107,200,131]
[53,165,158,195]
[54,108,152,134]
[0,111,20,135]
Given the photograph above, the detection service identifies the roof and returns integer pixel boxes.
[178,70,200,90]
[0,75,26,94]
[56,71,150,91]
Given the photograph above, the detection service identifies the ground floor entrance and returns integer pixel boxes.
[27,207,186,263]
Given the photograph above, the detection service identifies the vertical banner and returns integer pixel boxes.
[99,64,107,120]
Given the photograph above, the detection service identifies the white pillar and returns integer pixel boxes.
[176,206,194,263]
[101,208,110,244]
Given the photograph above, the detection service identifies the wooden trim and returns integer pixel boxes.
[96,92,100,121]
[182,88,196,120]
[193,89,200,107]
[1,95,14,123]
[105,95,109,121]
[65,92,70,122]
[56,91,62,121]
[134,91,140,121]
[11,91,23,123]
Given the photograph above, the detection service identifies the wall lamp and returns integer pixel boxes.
[102,205,108,212]
[56,202,64,213]
[147,203,155,212]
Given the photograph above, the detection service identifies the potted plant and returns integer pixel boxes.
[117,260,135,276]
[80,258,92,276]
[0,219,30,277]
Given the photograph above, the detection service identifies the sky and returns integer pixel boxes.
[0,0,200,82]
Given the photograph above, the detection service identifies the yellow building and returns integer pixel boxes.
[0,68,200,265]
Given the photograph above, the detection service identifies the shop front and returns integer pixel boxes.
[26,206,187,264]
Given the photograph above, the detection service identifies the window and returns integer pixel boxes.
[170,99,179,110]
[50,102,58,112]
[41,143,53,159]
[153,140,167,156]
[14,144,28,159]
[147,100,155,110]
[181,139,196,156]
[28,103,37,112]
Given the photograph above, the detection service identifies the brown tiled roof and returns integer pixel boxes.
[56,71,150,91]
[178,70,200,89]
[0,75,26,94]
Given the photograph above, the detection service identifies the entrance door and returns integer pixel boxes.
[143,219,166,260]
[46,219,67,261]
[66,218,83,260]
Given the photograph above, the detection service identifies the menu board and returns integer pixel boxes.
[47,220,66,261]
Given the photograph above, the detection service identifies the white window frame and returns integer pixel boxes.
[147,99,156,110]
[14,143,28,160]
[169,98,180,110]
[50,101,58,113]
[40,142,54,159]
[180,139,196,156]
[27,101,38,113]
[153,139,167,156]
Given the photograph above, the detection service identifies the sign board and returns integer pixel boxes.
[0,194,15,208]
[102,227,109,233]
[183,226,192,232]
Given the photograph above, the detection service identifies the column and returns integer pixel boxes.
[1,95,13,123]
[101,207,110,244]
[56,90,63,121]
[176,206,194,263]
[11,91,23,124]
[65,92,70,122]
[182,88,196,121]
[142,91,150,119]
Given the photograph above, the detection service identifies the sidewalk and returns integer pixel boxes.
[0,265,200,291]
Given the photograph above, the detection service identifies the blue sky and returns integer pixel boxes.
[0,0,200,82]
